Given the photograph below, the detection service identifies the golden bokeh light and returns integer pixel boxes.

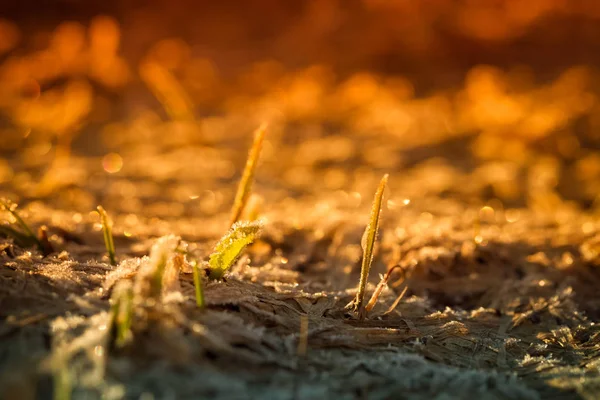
[102,153,124,174]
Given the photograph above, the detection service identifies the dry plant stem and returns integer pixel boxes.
[297,315,309,357]
[97,206,117,266]
[229,124,267,226]
[192,260,205,308]
[348,174,388,319]
[383,285,409,316]
[365,264,404,313]
[293,315,309,400]
[38,225,55,256]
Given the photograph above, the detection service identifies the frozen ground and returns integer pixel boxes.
[2,6,600,398]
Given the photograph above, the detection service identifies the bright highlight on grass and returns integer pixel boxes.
[97,206,117,266]
[208,220,263,280]
[346,174,388,319]
[229,124,267,226]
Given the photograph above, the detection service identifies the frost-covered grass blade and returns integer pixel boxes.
[134,235,180,300]
[207,220,263,280]
[229,124,267,226]
[97,206,117,266]
[109,280,134,348]
[346,174,388,319]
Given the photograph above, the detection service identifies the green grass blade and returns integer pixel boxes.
[53,363,72,400]
[192,260,205,308]
[109,280,134,348]
[208,220,263,280]
[348,174,388,319]
[0,225,38,248]
[135,235,180,300]
[97,206,117,266]
[229,124,267,226]
[0,198,45,253]
[150,252,169,298]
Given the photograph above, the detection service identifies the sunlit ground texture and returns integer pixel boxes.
[2,1,600,399]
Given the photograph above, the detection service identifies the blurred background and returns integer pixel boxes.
[2,0,600,219]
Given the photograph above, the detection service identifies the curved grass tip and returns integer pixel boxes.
[229,124,267,226]
[347,173,388,319]
[208,220,263,280]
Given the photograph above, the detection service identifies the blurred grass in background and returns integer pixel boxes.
[1,0,600,215]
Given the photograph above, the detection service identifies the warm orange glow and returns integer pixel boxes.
[102,153,124,174]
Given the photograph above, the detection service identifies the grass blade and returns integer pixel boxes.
[53,363,72,400]
[109,280,134,348]
[208,220,263,280]
[97,206,117,266]
[229,124,267,226]
[139,61,194,121]
[135,235,180,300]
[347,174,388,319]
[0,225,38,248]
[0,198,45,253]
[192,260,205,308]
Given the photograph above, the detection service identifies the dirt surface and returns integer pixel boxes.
[2,134,600,399]
[2,3,600,399]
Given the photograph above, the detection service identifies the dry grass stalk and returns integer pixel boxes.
[97,206,117,266]
[346,174,388,319]
[230,124,267,226]
[191,260,205,308]
[297,315,309,357]
[365,264,404,314]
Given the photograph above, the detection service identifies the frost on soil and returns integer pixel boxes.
[2,18,600,397]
